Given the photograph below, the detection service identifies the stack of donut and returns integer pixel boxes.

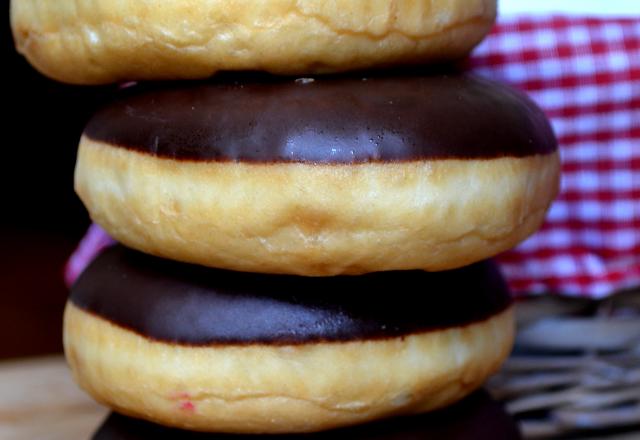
[12,0,560,437]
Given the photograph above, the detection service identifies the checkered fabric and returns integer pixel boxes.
[470,16,640,298]
[66,15,640,299]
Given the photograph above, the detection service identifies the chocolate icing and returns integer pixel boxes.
[92,390,521,440]
[70,246,511,345]
[84,71,556,163]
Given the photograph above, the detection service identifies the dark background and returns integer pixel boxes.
[2,7,116,358]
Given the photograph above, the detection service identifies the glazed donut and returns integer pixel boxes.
[93,391,521,439]
[11,0,496,85]
[75,72,560,276]
[65,245,515,434]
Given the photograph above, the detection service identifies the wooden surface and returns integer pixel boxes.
[0,356,107,440]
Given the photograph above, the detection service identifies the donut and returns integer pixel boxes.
[92,390,521,439]
[75,72,560,276]
[11,0,497,85]
[65,245,515,434]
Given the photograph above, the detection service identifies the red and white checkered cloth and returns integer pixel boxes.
[66,14,640,299]
[471,15,640,298]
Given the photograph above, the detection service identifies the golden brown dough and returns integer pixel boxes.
[64,302,514,433]
[75,137,561,276]
[11,0,496,84]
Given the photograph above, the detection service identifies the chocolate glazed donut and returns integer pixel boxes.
[69,245,512,344]
[64,245,515,434]
[75,71,560,276]
[83,73,555,162]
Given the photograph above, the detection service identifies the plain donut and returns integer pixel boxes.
[11,0,497,84]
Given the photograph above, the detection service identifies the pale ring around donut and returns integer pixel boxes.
[65,304,514,434]
[76,141,559,276]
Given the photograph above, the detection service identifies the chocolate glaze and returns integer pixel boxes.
[92,390,521,440]
[70,246,511,345]
[84,71,556,163]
